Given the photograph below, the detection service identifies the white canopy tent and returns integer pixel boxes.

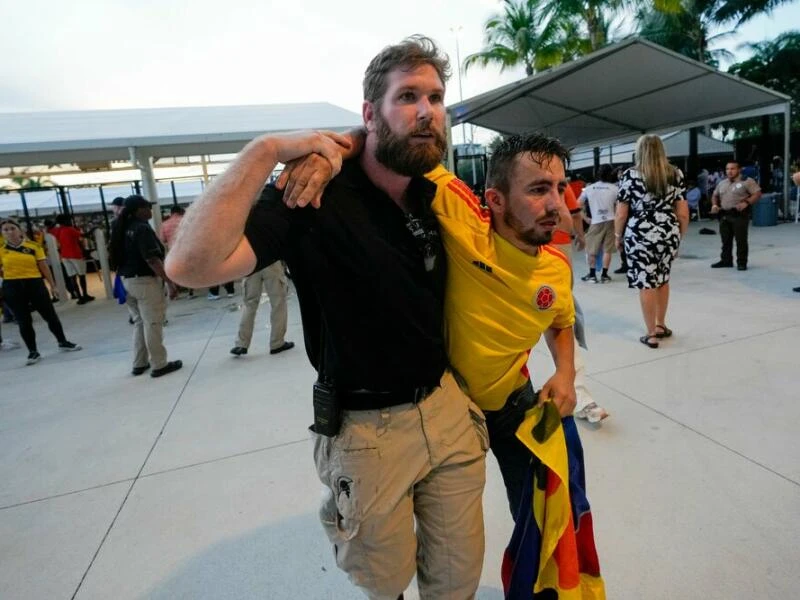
[0,103,362,167]
[0,102,362,228]
[448,38,792,210]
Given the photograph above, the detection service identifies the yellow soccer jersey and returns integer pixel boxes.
[426,166,575,411]
[1,239,45,280]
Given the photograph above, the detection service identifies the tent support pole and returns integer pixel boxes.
[783,103,791,220]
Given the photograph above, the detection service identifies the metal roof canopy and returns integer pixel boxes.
[448,37,792,211]
[449,38,790,146]
[0,102,363,168]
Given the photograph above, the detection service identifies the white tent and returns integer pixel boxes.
[0,102,362,226]
[0,103,362,168]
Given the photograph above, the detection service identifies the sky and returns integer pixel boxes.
[1,0,797,118]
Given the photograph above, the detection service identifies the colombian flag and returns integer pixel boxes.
[501,402,606,599]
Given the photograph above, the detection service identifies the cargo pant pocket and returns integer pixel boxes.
[316,442,380,538]
[468,402,490,453]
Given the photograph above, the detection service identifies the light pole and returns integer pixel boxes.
[450,25,467,146]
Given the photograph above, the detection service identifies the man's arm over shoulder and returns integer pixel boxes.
[166,131,344,288]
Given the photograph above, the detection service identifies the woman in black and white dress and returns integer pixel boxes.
[614,135,689,348]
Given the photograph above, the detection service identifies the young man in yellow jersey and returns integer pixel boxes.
[425,133,577,517]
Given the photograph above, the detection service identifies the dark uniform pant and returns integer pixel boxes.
[719,210,750,267]
[484,382,538,520]
[2,278,67,352]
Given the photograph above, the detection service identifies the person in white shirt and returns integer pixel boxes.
[579,164,619,283]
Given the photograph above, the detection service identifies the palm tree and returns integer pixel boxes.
[728,30,800,130]
[462,0,569,76]
[636,0,796,67]
[637,3,735,67]
[9,174,54,189]
[543,0,629,51]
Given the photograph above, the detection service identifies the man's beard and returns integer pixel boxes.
[373,112,447,177]
[503,210,556,247]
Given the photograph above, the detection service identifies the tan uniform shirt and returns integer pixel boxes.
[715,177,761,210]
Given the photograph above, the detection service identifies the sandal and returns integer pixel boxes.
[639,334,659,348]
[654,325,672,339]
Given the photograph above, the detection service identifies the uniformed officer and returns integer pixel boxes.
[710,160,762,271]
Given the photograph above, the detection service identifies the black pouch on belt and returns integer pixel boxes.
[310,316,341,437]
[312,379,341,437]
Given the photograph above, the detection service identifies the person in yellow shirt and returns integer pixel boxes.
[0,219,82,365]
[425,133,576,516]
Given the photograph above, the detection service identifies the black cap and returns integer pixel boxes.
[124,194,152,210]
[110,196,125,207]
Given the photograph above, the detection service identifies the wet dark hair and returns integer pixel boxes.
[55,213,71,226]
[363,35,451,104]
[487,133,570,195]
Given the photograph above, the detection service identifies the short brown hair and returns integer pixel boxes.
[363,35,451,104]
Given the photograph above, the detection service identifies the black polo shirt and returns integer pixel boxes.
[244,159,448,391]
[118,220,165,277]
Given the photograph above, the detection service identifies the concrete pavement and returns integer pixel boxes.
[1,221,799,599]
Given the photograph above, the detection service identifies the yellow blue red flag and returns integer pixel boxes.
[501,402,606,599]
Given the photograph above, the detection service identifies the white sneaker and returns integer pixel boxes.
[575,402,609,424]
[0,340,20,350]
[207,293,220,301]
[226,292,235,298]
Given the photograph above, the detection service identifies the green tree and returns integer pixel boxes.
[544,0,633,51]
[637,1,796,67]
[728,30,800,131]
[463,0,575,76]
[8,174,54,189]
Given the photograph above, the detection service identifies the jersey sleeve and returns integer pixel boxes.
[551,275,576,330]
[34,244,46,261]
[427,166,490,226]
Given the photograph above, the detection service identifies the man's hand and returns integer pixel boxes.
[574,235,586,251]
[539,370,577,417]
[615,236,622,252]
[710,204,720,214]
[735,201,748,212]
[167,281,179,300]
[275,128,366,209]
[267,130,350,171]
[277,154,335,209]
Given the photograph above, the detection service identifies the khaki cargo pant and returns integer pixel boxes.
[313,371,489,599]
[235,262,288,351]
[122,276,168,370]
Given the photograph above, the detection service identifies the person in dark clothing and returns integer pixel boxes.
[109,195,182,377]
[166,36,488,600]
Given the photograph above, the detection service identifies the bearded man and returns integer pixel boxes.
[166,36,489,600]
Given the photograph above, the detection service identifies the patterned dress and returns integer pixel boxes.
[617,167,684,289]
